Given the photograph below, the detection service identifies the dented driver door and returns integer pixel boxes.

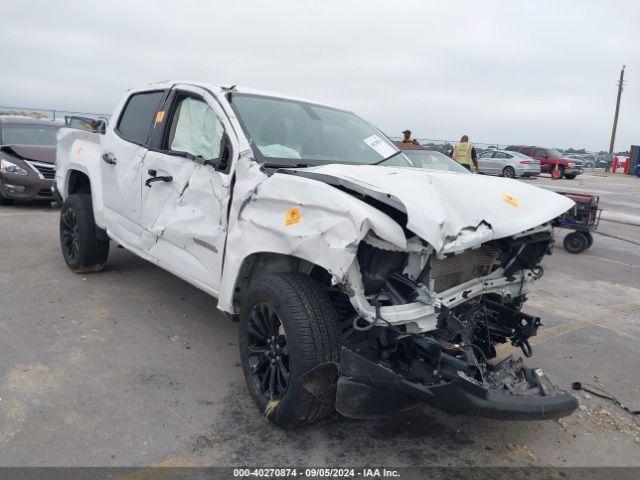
[139,86,233,294]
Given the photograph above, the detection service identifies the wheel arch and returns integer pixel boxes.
[66,169,92,196]
[228,252,337,314]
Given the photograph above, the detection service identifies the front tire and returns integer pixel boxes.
[239,273,340,428]
[60,194,109,272]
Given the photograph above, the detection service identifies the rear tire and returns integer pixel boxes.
[565,174,577,180]
[60,194,109,272]
[563,231,588,254]
[239,273,340,428]
[502,166,516,178]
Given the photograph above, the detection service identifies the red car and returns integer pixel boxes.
[505,145,583,179]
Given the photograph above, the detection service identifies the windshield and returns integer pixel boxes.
[230,94,408,167]
[1,124,60,146]
[401,149,471,173]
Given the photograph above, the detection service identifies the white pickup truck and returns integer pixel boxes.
[55,81,578,427]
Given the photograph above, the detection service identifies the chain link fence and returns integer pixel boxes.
[0,105,110,124]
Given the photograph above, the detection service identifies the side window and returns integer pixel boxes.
[117,91,165,144]
[533,148,547,157]
[166,96,224,162]
[479,151,493,158]
[494,152,509,159]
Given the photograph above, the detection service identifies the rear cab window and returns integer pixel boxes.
[116,91,166,145]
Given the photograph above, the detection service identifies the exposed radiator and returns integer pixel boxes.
[430,246,500,293]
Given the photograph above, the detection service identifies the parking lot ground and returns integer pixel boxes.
[1,172,639,467]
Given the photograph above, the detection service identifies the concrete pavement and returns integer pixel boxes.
[1,172,639,467]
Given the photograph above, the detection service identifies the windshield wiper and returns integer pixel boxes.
[372,150,403,165]
[262,162,310,169]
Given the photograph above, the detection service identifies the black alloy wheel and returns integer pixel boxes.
[247,302,290,400]
[61,208,80,263]
[59,194,109,272]
[239,272,340,428]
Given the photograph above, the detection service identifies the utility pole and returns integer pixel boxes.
[608,65,625,154]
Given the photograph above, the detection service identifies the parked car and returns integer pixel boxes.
[394,142,471,173]
[0,116,61,204]
[506,145,583,179]
[56,82,578,427]
[564,153,600,168]
[477,149,540,178]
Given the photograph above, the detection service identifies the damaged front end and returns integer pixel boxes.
[227,158,578,421]
[322,226,578,421]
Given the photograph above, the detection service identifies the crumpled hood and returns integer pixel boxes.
[284,164,574,254]
[0,145,56,164]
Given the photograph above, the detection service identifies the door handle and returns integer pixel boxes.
[102,153,117,165]
[145,173,173,188]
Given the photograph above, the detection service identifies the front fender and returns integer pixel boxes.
[56,128,105,227]
[217,156,407,313]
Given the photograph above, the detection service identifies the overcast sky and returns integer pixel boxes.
[1,0,638,151]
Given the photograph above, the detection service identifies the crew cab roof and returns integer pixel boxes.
[130,81,347,112]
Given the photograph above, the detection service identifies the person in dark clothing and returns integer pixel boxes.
[402,130,419,145]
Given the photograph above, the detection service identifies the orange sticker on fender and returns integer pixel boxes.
[501,192,520,208]
[285,208,301,226]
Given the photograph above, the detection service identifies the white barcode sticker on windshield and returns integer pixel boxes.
[363,135,396,158]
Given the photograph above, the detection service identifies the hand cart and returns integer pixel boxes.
[552,192,602,254]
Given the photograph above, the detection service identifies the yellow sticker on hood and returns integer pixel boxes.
[501,192,520,208]
[285,207,301,226]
